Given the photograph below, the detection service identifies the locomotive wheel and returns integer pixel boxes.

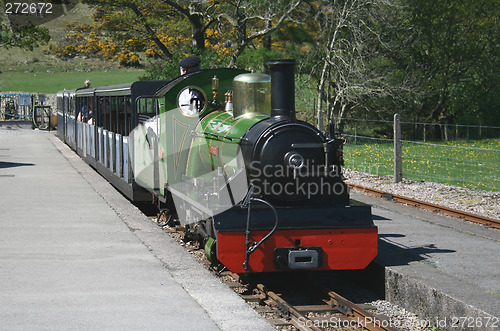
[156,209,173,227]
[205,237,217,263]
[205,238,225,272]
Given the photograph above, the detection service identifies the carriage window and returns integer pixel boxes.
[113,96,132,135]
[136,97,158,123]
[111,97,119,132]
[122,97,132,135]
[69,96,75,116]
[97,96,110,129]
[76,95,94,123]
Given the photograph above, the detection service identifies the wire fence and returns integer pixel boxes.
[339,118,500,141]
[342,118,500,192]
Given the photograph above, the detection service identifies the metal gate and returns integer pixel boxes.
[0,93,52,129]
[0,93,33,121]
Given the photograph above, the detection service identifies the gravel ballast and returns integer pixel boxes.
[343,168,499,221]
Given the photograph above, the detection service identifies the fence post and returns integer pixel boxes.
[394,113,402,183]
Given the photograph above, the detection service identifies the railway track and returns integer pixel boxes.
[223,272,397,331]
[157,223,399,331]
[347,183,500,229]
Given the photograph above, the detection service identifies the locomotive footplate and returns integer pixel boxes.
[274,247,323,269]
[213,201,375,232]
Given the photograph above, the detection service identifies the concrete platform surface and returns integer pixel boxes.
[0,128,274,331]
[352,191,500,330]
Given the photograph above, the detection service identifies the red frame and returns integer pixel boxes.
[217,228,378,273]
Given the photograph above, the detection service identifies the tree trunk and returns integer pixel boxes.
[189,13,205,50]
[229,18,247,68]
[263,20,272,49]
[316,59,329,131]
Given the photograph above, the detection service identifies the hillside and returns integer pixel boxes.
[0,2,145,93]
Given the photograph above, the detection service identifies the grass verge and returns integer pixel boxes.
[1,67,145,93]
[344,138,500,192]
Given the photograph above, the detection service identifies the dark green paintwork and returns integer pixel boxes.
[186,111,268,179]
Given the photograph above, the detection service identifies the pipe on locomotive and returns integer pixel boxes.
[267,59,299,120]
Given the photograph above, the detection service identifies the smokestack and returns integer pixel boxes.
[267,59,298,120]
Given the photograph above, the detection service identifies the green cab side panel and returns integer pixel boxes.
[156,69,247,195]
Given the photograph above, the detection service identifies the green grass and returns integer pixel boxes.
[0,67,145,93]
[344,138,500,192]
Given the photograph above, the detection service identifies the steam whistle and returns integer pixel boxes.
[225,90,233,112]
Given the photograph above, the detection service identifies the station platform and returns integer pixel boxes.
[0,127,274,331]
[352,192,500,330]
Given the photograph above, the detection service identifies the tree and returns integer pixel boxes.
[158,0,222,52]
[299,0,397,131]
[215,0,303,67]
[0,24,50,50]
[50,0,230,67]
[85,0,180,59]
[51,0,306,72]
[305,0,499,135]
[386,0,499,126]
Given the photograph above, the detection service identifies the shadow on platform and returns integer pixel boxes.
[378,233,456,267]
[0,161,35,169]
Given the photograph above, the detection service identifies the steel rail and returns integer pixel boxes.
[256,283,323,331]
[254,282,397,331]
[326,289,396,331]
[347,183,500,229]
